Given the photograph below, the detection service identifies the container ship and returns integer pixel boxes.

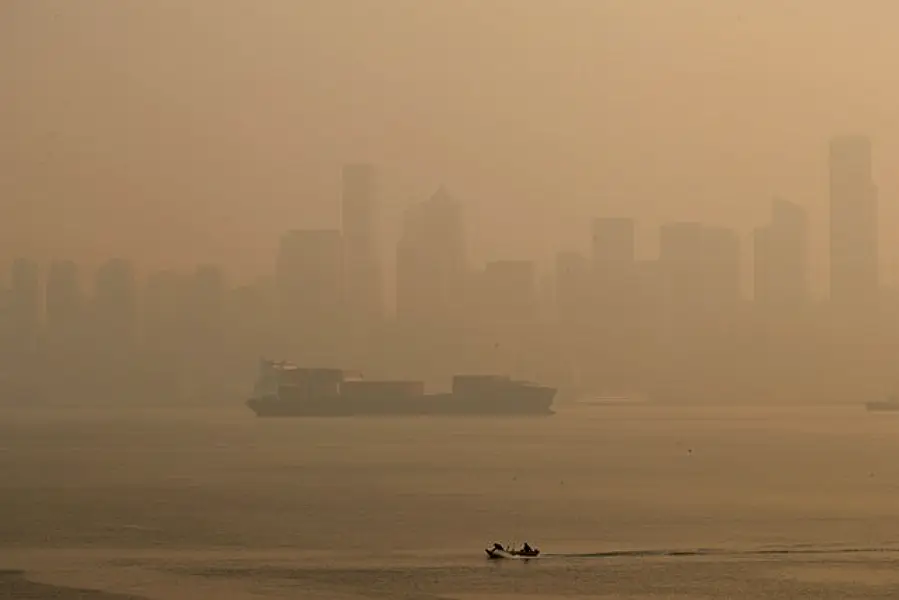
[245,360,556,417]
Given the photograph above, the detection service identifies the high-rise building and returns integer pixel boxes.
[7,258,41,355]
[591,217,637,324]
[659,223,740,330]
[554,251,590,326]
[481,260,537,326]
[700,226,741,329]
[93,258,138,354]
[396,186,467,327]
[829,135,878,306]
[276,229,344,361]
[592,218,636,264]
[754,198,808,317]
[45,260,82,341]
[341,164,382,322]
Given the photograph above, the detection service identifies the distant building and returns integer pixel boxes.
[7,258,41,355]
[395,186,467,328]
[591,217,637,327]
[481,260,538,327]
[93,258,139,354]
[276,229,344,361]
[829,135,878,307]
[754,198,808,318]
[45,259,82,343]
[701,225,741,312]
[554,251,590,326]
[341,164,382,322]
[659,222,740,331]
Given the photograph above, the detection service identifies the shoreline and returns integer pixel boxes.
[0,568,145,599]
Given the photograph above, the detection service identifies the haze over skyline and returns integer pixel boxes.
[5,0,899,292]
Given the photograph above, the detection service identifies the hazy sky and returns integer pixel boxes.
[4,0,899,291]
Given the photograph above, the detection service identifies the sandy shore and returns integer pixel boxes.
[0,569,146,599]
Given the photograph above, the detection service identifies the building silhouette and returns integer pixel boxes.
[276,229,344,362]
[45,259,82,349]
[753,198,808,319]
[341,164,383,323]
[481,260,537,328]
[591,217,637,316]
[93,258,138,356]
[829,135,878,308]
[395,185,467,328]
[554,251,590,327]
[8,258,41,356]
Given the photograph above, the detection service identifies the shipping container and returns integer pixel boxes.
[341,380,425,399]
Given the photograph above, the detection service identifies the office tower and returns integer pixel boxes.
[659,223,740,329]
[592,218,636,264]
[143,269,187,352]
[188,264,227,337]
[8,258,41,355]
[591,217,636,312]
[93,258,139,354]
[45,260,82,343]
[341,164,382,322]
[396,186,467,327]
[829,135,878,306]
[482,260,538,327]
[701,226,741,327]
[659,222,705,327]
[754,199,808,317]
[276,229,344,361]
[554,251,590,326]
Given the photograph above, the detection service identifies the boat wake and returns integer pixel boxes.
[545,543,899,560]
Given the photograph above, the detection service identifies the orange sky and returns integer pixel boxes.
[4,0,899,293]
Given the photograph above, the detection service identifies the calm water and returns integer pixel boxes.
[2,403,899,598]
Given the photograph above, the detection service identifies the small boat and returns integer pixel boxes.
[866,395,899,412]
[485,542,540,559]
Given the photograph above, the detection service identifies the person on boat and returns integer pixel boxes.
[493,542,504,551]
[522,542,533,553]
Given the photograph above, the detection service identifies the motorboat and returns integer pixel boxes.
[485,542,540,559]
[866,397,899,412]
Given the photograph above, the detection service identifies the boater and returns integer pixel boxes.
[522,542,532,553]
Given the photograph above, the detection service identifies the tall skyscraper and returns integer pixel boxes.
[341,164,382,322]
[93,258,138,354]
[658,223,740,331]
[754,198,808,317]
[8,258,41,355]
[700,226,741,326]
[276,229,344,361]
[829,135,878,307]
[481,260,537,327]
[554,251,590,326]
[46,260,82,341]
[396,186,467,327]
[591,217,637,323]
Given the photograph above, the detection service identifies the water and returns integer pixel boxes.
[2,403,899,598]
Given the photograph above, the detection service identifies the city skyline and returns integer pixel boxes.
[0,133,890,302]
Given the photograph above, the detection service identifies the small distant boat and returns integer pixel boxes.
[866,395,899,412]
[485,542,540,559]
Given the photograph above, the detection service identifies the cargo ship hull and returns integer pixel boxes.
[247,392,555,417]
[245,361,556,417]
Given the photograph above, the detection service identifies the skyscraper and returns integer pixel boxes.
[341,164,382,322]
[8,258,41,355]
[754,198,808,317]
[481,260,538,327]
[829,135,878,307]
[591,217,637,323]
[395,186,467,327]
[46,259,82,342]
[93,258,138,354]
[276,229,344,361]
